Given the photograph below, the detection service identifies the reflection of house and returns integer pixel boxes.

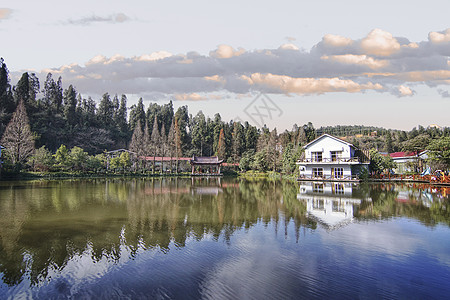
[388,150,428,174]
[296,134,370,180]
[297,182,365,229]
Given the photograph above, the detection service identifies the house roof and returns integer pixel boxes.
[389,151,417,158]
[303,134,355,149]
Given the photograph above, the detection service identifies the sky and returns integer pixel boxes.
[1,0,449,131]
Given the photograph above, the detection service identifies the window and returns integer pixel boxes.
[313,183,324,193]
[333,183,344,194]
[313,168,323,178]
[312,152,322,162]
[331,151,342,161]
[332,167,344,178]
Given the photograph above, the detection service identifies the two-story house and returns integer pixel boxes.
[296,134,370,180]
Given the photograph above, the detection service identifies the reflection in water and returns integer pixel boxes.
[297,182,366,229]
[0,179,448,298]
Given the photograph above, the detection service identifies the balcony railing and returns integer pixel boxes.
[298,157,361,163]
[298,174,360,180]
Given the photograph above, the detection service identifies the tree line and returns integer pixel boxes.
[1,57,449,175]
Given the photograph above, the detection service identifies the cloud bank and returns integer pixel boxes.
[24,28,450,100]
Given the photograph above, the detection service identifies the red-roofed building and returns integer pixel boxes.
[387,150,429,174]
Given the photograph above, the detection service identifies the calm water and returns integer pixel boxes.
[0,178,449,299]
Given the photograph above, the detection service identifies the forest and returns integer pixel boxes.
[1,57,450,175]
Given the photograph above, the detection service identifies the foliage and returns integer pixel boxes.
[369,149,397,174]
[427,136,450,169]
[69,146,89,171]
[110,152,131,173]
[54,145,70,170]
[28,146,54,171]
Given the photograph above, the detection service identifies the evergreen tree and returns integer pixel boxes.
[0,58,14,137]
[42,73,62,111]
[63,85,78,126]
[1,100,35,168]
[14,72,40,106]
[98,93,114,129]
[129,98,146,132]
[232,122,244,164]
[267,128,279,171]
[191,111,207,156]
[174,106,189,155]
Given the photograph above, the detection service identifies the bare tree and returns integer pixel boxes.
[150,116,160,173]
[1,100,35,168]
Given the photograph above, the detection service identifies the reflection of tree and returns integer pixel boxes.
[0,178,310,286]
[356,183,450,227]
[0,179,447,287]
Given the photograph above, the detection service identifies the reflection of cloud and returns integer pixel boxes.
[18,28,450,99]
[66,13,131,25]
[322,222,420,257]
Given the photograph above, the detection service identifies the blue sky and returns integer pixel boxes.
[1,0,449,130]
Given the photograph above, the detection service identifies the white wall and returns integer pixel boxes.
[299,164,352,177]
[304,136,353,160]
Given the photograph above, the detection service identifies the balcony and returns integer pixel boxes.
[296,157,364,164]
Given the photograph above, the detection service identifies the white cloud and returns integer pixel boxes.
[322,34,353,47]
[429,28,450,44]
[0,8,12,20]
[210,45,246,59]
[361,29,401,56]
[398,85,414,96]
[135,51,173,62]
[243,73,383,94]
[174,93,207,101]
[278,43,299,51]
[321,54,388,69]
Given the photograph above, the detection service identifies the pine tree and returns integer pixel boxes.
[1,100,35,168]
[63,85,77,126]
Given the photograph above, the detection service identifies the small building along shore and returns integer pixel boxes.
[386,150,429,174]
[190,156,224,175]
[296,134,370,181]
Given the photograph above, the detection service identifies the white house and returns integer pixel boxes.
[296,134,370,180]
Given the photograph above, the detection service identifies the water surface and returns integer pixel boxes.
[0,178,449,299]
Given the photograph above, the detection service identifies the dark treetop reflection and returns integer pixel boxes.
[0,178,449,299]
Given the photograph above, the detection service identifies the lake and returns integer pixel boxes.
[0,178,449,299]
